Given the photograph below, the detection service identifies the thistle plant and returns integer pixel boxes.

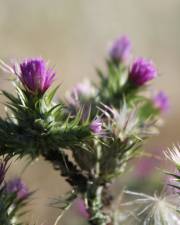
[0,35,179,225]
[0,158,30,225]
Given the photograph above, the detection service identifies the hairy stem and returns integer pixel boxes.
[87,184,109,225]
[86,144,110,225]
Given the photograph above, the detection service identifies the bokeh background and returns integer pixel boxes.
[0,0,180,224]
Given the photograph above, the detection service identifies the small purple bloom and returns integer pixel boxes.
[129,58,157,86]
[153,91,169,112]
[6,178,29,200]
[74,198,89,219]
[109,35,132,63]
[90,118,102,134]
[16,58,55,95]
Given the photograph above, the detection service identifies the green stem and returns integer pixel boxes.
[87,184,109,225]
[87,143,110,225]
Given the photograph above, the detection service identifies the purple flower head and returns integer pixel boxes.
[129,58,157,86]
[153,91,169,112]
[90,118,102,134]
[6,178,29,200]
[109,35,132,63]
[17,58,55,95]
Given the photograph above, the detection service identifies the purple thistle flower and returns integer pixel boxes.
[129,58,157,86]
[16,58,55,95]
[6,178,29,200]
[153,91,169,112]
[90,118,102,134]
[109,35,132,63]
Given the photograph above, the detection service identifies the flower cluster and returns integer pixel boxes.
[0,35,178,225]
[109,36,157,87]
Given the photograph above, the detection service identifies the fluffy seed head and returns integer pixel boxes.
[165,145,180,170]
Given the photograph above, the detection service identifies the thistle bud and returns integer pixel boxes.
[17,58,55,95]
[129,58,157,86]
[153,91,169,112]
[109,35,132,63]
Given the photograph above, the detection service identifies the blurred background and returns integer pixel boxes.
[0,0,180,224]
